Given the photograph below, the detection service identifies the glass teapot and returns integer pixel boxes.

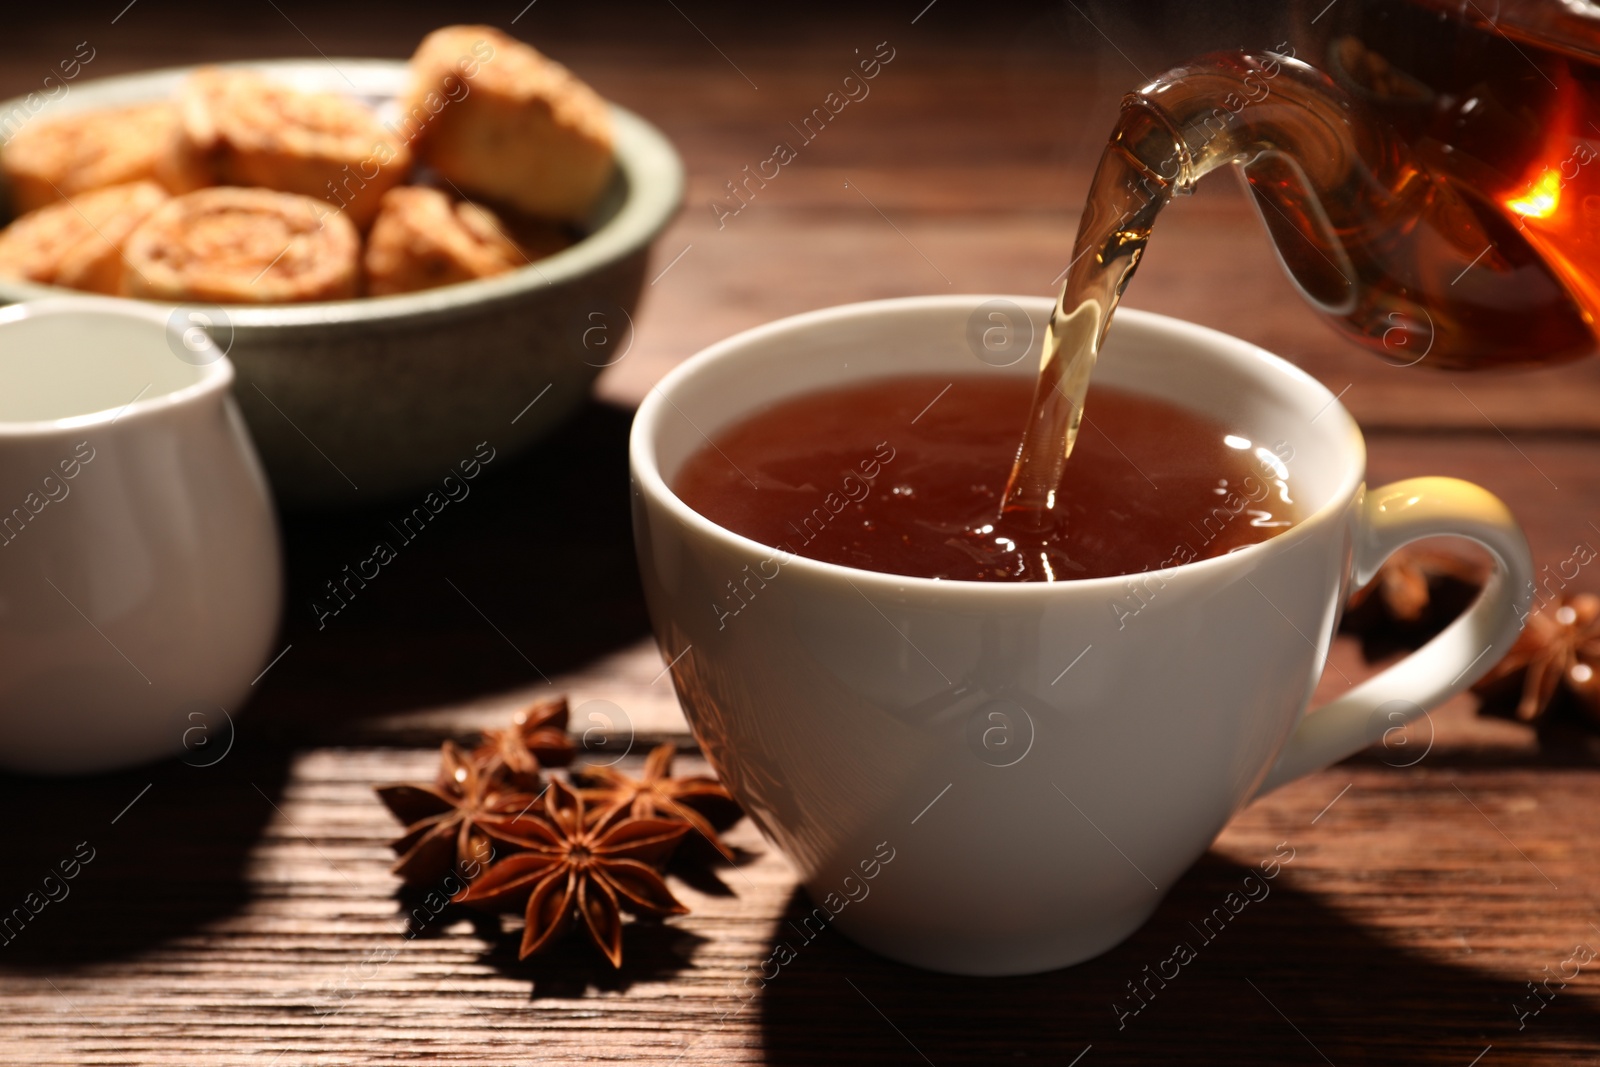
[1102,0,1600,369]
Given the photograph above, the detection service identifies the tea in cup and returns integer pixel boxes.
[630,296,1532,975]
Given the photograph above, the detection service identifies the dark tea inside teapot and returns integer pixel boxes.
[993,0,1599,536]
[1083,0,1600,372]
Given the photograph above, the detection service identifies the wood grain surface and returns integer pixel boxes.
[1,3,1598,1064]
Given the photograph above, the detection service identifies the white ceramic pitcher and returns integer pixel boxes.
[0,298,283,774]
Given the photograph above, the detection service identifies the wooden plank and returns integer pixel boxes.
[600,173,1600,433]
[4,748,1598,1065]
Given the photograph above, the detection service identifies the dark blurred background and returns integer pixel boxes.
[0,0,1297,182]
[0,1,1290,66]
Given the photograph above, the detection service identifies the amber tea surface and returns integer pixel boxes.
[673,374,1298,583]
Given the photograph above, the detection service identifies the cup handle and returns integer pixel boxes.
[1255,477,1534,796]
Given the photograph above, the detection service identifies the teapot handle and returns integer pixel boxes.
[1255,477,1533,795]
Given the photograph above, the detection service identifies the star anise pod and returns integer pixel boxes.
[459,779,689,967]
[376,741,543,885]
[574,743,740,862]
[471,696,575,790]
[1346,544,1490,624]
[1473,593,1600,722]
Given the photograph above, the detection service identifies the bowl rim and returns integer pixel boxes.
[0,57,685,326]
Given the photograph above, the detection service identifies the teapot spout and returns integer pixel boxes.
[1116,51,1593,369]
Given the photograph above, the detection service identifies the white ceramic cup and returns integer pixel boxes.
[0,298,283,774]
[631,296,1534,976]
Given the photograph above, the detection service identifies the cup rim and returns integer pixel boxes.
[631,295,1367,596]
[0,295,234,437]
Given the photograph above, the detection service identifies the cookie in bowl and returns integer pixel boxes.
[165,68,412,228]
[121,186,360,303]
[364,185,524,295]
[405,25,614,223]
[1,102,178,213]
[0,180,168,294]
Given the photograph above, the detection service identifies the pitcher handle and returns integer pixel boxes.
[1256,477,1533,795]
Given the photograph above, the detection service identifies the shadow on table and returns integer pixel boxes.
[759,853,1600,1065]
[0,735,293,968]
[396,843,747,997]
[475,914,712,999]
[0,399,655,968]
[252,399,651,736]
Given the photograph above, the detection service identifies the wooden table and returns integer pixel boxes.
[3,3,1599,1063]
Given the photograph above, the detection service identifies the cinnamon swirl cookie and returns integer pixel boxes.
[404,26,614,222]
[0,180,168,294]
[166,68,411,228]
[2,102,178,214]
[122,186,360,303]
[363,185,529,295]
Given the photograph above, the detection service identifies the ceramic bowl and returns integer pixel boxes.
[0,59,684,506]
